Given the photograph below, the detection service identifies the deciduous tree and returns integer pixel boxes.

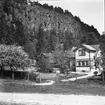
[0,45,31,79]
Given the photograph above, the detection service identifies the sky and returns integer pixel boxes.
[32,0,104,34]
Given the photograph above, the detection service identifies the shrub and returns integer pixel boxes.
[94,71,98,76]
[82,70,85,72]
[29,72,38,81]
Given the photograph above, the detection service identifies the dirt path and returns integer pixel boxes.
[0,93,105,105]
[61,72,94,82]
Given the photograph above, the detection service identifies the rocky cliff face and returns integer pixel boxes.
[0,0,100,57]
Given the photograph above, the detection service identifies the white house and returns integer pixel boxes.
[73,44,100,72]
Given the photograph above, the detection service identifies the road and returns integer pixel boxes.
[0,93,105,105]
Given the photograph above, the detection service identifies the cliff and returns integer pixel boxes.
[0,0,100,58]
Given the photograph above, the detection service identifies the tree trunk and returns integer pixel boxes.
[39,73,41,83]
[102,71,105,81]
[27,72,29,81]
[11,67,14,80]
[0,66,3,78]
[12,72,14,80]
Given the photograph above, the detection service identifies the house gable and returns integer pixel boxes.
[74,44,96,52]
[75,47,90,60]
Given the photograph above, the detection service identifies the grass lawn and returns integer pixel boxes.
[0,76,105,96]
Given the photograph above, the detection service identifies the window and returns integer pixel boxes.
[76,62,79,67]
[86,61,88,66]
[77,61,89,67]
[82,61,85,66]
[77,61,82,67]
[79,61,81,66]
[78,49,85,56]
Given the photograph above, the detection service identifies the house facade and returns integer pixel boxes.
[73,44,100,72]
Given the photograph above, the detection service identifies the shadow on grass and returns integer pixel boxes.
[0,79,52,93]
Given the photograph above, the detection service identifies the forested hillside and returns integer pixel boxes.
[0,0,100,58]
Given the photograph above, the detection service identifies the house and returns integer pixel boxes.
[73,44,100,72]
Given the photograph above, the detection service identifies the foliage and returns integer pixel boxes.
[0,45,31,71]
[54,7,64,14]
[95,57,102,68]
[75,16,100,45]
[64,31,73,50]
[94,71,98,76]
[23,40,37,59]
[0,3,28,45]
[64,10,72,16]
[75,16,100,37]
[53,44,69,73]
[36,24,45,56]
[43,3,53,10]
[36,54,53,73]
[80,32,99,45]
[48,29,57,51]
[100,33,105,68]
[99,32,105,81]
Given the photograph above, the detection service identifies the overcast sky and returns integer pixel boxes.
[32,0,104,34]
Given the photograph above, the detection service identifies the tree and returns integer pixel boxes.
[0,45,31,79]
[36,24,44,56]
[55,7,64,14]
[36,53,53,73]
[48,29,57,51]
[100,32,105,81]
[64,31,73,50]
[65,10,72,16]
[53,44,69,74]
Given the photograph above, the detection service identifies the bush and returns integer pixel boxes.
[29,72,38,81]
[36,54,54,73]
[37,67,54,73]
[94,71,98,76]
[82,70,85,72]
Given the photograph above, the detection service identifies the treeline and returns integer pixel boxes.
[74,16,100,44]
[30,1,73,16]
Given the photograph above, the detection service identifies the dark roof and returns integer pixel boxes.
[73,44,98,52]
